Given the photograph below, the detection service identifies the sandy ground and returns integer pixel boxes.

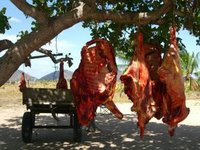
[0,100,200,150]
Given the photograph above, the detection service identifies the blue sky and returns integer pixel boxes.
[0,1,92,78]
[1,1,200,78]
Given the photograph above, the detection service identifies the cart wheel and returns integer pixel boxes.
[73,113,82,142]
[22,112,33,143]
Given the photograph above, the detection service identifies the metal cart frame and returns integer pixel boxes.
[21,88,81,143]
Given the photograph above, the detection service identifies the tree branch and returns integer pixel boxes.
[51,2,89,30]
[34,48,73,67]
[87,0,172,25]
[22,48,73,67]
[0,40,14,52]
[174,10,187,17]
[10,0,49,23]
[36,48,61,64]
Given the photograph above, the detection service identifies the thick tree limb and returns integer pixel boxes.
[11,0,49,23]
[87,1,172,25]
[10,0,172,26]
[0,39,13,52]
[0,40,14,52]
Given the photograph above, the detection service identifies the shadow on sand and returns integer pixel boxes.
[0,113,200,150]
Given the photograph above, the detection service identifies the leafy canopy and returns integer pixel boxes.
[30,0,200,60]
[83,0,200,59]
[1,0,200,60]
[0,8,11,34]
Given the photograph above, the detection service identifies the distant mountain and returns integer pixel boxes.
[40,70,73,80]
[8,70,37,83]
[39,69,122,81]
[8,69,122,82]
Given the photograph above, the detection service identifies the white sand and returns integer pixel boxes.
[0,100,200,150]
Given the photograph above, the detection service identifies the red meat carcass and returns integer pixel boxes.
[157,26,190,136]
[19,72,26,92]
[120,32,157,138]
[144,44,165,120]
[56,60,68,89]
[70,39,123,125]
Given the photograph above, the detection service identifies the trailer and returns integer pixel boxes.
[21,88,82,143]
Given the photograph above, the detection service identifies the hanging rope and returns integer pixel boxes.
[53,36,59,80]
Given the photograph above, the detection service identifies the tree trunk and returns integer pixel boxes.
[0,20,80,86]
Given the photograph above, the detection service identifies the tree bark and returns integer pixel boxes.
[0,40,13,52]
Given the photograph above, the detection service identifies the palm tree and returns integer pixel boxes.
[194,71,200,80]
[180,49,200,90]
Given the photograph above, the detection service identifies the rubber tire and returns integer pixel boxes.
[73,113,82,142]
[22,112,33,143]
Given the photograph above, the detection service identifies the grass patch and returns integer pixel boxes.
[0,80,199,107]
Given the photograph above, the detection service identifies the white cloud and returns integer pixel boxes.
[41,38,80,53]
[0,34,18,43]
[10,17,22,23]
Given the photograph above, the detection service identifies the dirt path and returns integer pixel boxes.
[0,101,200,150]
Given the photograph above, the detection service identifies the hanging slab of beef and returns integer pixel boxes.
[70,39,123,125]
[19,72,27,92]
[56,60,68,89]
[157,26,190,136]
[120,32,158,139]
